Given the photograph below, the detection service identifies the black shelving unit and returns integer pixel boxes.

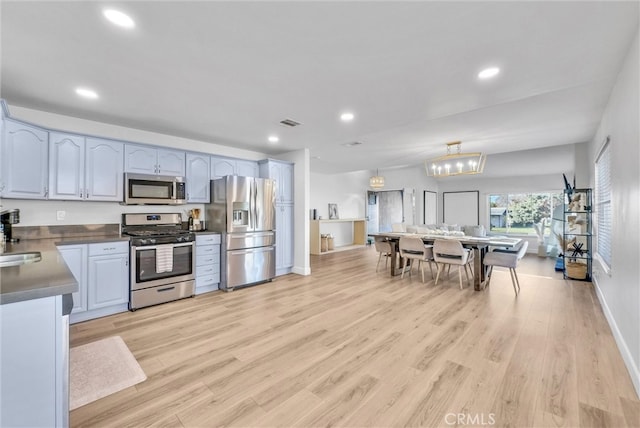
[562,188,592,281]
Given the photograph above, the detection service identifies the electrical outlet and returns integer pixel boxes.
[56,210,66,221]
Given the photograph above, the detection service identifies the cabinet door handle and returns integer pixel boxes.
[44,186,48,198]
[125,259,129,267]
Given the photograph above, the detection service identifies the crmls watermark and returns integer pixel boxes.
[444,413,496,426]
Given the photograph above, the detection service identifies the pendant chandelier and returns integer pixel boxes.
[425,141,485,178]
[369,169,385,189]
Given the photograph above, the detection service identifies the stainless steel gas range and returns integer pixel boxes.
[121,213,195,310]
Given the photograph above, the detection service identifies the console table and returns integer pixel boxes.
[310,218,367,255]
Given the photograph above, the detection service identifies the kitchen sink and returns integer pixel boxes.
[0,252,42,268]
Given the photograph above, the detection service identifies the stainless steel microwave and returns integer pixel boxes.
[124,173,187,205]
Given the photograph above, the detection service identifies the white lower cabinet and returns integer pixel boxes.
[195,234,221,294]
[58,241,129,323]
[276,204,294,275]
[0,295,67,428]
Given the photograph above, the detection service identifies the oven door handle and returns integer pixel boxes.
[132,242,194,251]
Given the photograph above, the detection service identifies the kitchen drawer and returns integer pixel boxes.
[195,245,220,256]
[196,234,221,246]
[196,272,220,288]
[88,241,129,256]
[196,262,220,276]
[196,253,219,267]
[130,280,195,310]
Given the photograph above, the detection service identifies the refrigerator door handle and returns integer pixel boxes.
[253,179,258,230]
[230,246,275,256]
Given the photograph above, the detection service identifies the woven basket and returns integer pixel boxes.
[566,261,587,280]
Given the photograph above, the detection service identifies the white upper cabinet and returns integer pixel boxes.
[157,149,185,176]
[211,157,235,179]
[186,153,210,203]
[236,160,259,177]
[124,145,156,174]
[211,156,259,179]
[85,138,124,201]
[1,119,49,199]
[125,145,185,176]
[49,134,123,201]
[48,132,85,200]
[259,159,294,205]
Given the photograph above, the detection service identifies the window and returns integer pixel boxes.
[488,192,563,236]
[595,137,612,270]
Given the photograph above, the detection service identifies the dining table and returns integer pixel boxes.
[371,232,522,291]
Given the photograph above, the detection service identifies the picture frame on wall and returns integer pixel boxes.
[328,203,339,219]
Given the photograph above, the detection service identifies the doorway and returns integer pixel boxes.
[367,190,404,234]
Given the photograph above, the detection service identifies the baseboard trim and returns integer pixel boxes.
[593,276,640,399]
[292,266,311,276]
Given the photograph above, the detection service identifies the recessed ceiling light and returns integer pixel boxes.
[340,112,355,122]
[268,135,279,143]
[103,9,135,28]
[478,67,500,80]
[75,87,99,99]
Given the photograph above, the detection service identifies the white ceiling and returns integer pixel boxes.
[1,1,638,174]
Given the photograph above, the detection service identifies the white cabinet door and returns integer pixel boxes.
[125,145,185,176]
[236,160,259,177]
[88,253,129,310]
[124,144,157,174]
[261,159,294,204]
[186,153,210,203]
[280,204,294,269]
[0,295,61,428]
[275,204,294,272]
[57,245,88,314]
[279,162,294,204]
[85,138,124,201]
[211,157,236,179]
[1,120,49,199]
[157,149,185,176]
[48,132,85,200]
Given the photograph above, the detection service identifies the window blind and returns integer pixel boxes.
[595,137,612,268]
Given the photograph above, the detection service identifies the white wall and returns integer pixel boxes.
[0,104,269,227]
[310,165,438,224]
[0,199,205,228]
[587,30,640,397]
[8,104,266,161]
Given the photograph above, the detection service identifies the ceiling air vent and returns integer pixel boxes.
[279,118,301,127]
[341,141,363,147]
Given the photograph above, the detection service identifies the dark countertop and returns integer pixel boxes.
[0,234,127,305]
[193,230,221,235]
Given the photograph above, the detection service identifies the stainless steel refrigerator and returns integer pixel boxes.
[207,176,276,291]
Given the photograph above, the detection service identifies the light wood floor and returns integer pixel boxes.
[70,248,640,427]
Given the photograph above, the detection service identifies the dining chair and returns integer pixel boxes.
[483,240,529,296]
[398,236,435,283]
[374,236,393,272]
[433,239,474,289]
[391,223,406,233]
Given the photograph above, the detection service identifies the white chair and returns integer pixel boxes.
[391,223,406,233]
[483,241,529,295]
[433,239,474,289]
[398,236,435,283]
[374,237,393,272]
